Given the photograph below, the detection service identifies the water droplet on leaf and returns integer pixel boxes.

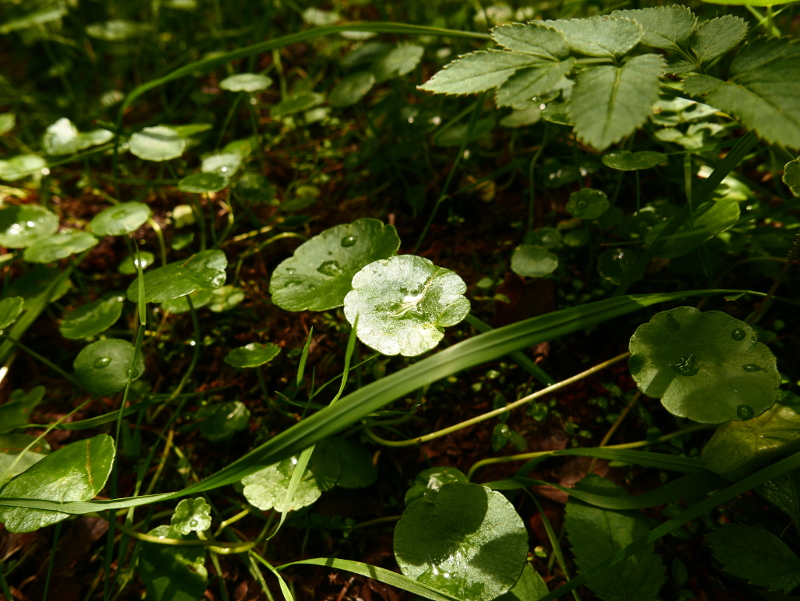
[669,352,699,377]
[317,260,344,277]
[341,235,357,247]
[731,328,746,341]
[93,356,112,368]
[737,404,755,420]
[742,364,763,372]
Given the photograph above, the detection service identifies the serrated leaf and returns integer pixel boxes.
[783,159,800,196]
[171,498,212,534]
[74,339,146,396]
[495,59,574,110]
[224,342,280,368]
[612,6,696,51]
[22,230,98,263]
[683,38,800,150]
[545,16,643,58]
[0,297,24,331]
[90,202,152,236]
[629,307,780,424]
[60,295,124,339]
[329,72,375,108]
[419,50,544,95]
[569,54,664,151]
[0,435,115,532]
[127,250,227,304]
[511,245,558,278]
[689,16,748,65]
[707,525,800,593]
[566,475,666,601]
[343,255,470,357]
[491,23,569,60]
[372,44,424,83]
[702,403,800,480]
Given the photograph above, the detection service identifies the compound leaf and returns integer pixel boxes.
[491,23,569,60]
[611,6,696,52]
[495,59,574,110]
[545,16,643,58]
[419,50,544,95]
[689,16,748,65]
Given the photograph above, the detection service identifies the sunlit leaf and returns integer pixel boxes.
[689,16,748,65]
[496,564,548,601]
[491,23,569,60]
[201,153,241,178]
[0,206,58,250]
[405,466,468,505]
[611,6,696,52]
[220,73,272,93]
[129,126,186,162]
[0,114,15,136]
[0,434,50,483]
[224,343,281,368]
[0,155,46,182]
[59,295,125,339]
[171,498,212,535]
[85,19,151,41]
[495,59,574,110]
[23,230,98,263]
[419,51,544,95]
[90,202,152,236]
[545,16,643,57]
[127,250,227,304]
[118,251,155,275]
[42,118,113,156]
[511,245,558,278]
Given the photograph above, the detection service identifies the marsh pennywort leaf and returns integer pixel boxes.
[129,126,186,162]
[169,123,213,138]
[784,159,800,196]
[707,525,800,594]
[200,401,250,442]
[7,266,71,303]
[0,155,46,181]
[565,475,666,601]
[602,151,668,171]
[405,466,469,505]
[545,16,643,57]
[329,72,376,108]
[0,434,115,533]
[629,307,780,423]
[234,172,276,203]
[127,250,227,304]
[394,482,528,601]
[172,498,212,535]
[496,564,548,601]
[567,188,609,220]
[597,248,639,286]
[23,230,98,263]
[344,255,470,357]
[0,434,50,483]
[118,251,155,275]
[525,228,561,249]
[0,297,24,331]
[59,295,124,339]
[511,245,558,278]
[90,202,152,236]
[270,92,325,118]
[325,437,377,489]
[85,19,151,41]
[224,343,280,368]
[201,153,242,178]
[645,199,740,258]
[177,172,227,194]
[371,44,424,83]
[270,218,400,312]
[209,285,244,312]
[219,73,272,93]
[0,205,58,248]
[0,386,45,433]
[611,6,695,52]
[161,289,213,314]
[42,118,113,156]
[74,339,145,396]
[702,403,800,480]
[139,524,207,601]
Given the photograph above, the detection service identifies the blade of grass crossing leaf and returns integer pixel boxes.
[538,449,800,601]
[0,566,13,601]
[135,241,146,325]
[296,329,314,392]
[252,553,295,601]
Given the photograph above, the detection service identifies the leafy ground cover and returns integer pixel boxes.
[1,1,800,600]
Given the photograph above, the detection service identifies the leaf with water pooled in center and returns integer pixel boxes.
[224,343,280,368]
[329,72,376,108]
[0,155,46,182]
[73,338,146,396]
[611,6,696,52]
[702,403,800,480]
[511,245,558,278]
[597,248,639,286]
[42,118,113,156]
[129,126,186,162]
[199,401,250,443]
[629,307,780,423]
[90,202,152,236]
[269,218,400,312]
[602,151,668,171]
[344,255,470,357]
[544,15,643,57]
[0,205,59,248]
[171,498,212,535]
[59,294,125,339]
[394,482,528,601]
[127,250,227,304]
[220,73,272,93]
[784,159,800,196]
[707,525,800,594]
[645,199,740,258]
[23,230,98,263]
[566,475,666,601]
[0,386,45,433]
[0,297,24,331]
[567,188,609,220]
[177,172,227,194]
[0,434,50,484]
[0,434,115,532]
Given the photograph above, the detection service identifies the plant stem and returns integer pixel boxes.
[587,391,641,474]
[749,228,800,326]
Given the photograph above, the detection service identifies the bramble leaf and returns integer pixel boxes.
[569,54,664,150]
[419,50,544,96]
[689,16,748,65]
[491,23,569,60]
[783,159,800,196]
[545,16,643,58]
[628,307,780,424]
[611,6,696,52]
[495,59,574,110]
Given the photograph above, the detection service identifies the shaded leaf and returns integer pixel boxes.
[405,466,469,506]
[645,199,739,258]
[330,72,376,108]
[85,19,151,41]
[689,16,748,65]
[177,172,227,194]
[0,297,24,331]
[612,6,696,52]
[372,44,424,83]
[74,339,146,396]
[200,401,250,443]
[59,295,124,339]
[567,188,609,219]
[496,564,548,601]
[139,524,207,601]
[419,50,543,95]
[496,59,574,110]
[0,386,45,433]
[326,437,377,489]
[545,16,643,58]
[0,434,50,484]
[783,159,800,196]
[224,343,280,368]
[118,251,155,275]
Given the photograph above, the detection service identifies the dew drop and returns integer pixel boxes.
[285,267,296,274]
[317,260,344,277]
[341,235,357,247]
[731,328,746,341]
[669,352,699,377]
[189,519,198,528]
[665,313,680,331]
[113,208,129,219]
[742,364,763,372]
[737,404,755,420]
[125,369,133,376]
[94,356,112,368]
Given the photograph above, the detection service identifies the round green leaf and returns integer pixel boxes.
[0,155,46,181]
[209,285,244,312]
[224,342,280,368]
[269,218,400,312]
[394,482,528,601]
[628,307,780,423]
[171,498,212,535]
[60,295,124,339]
[23,230,98,263]
[326,437,377,489]
[496,564,548,601]
[511,245,558,278]
[74,338,145,396]
[127,250,227,304]
[177,172,227,193]
[118,251,155,275]
[271,92,325,118]
[597,248,639,286]
[242,453,331,513]
[199,401,250,442]
[524,227,561,249]
[85,19,151,41]
[90,202,152,236]
[405,466,468,505]
[0,205,59,248]
[782,159,800,197]
[0,297,24,331]
[0,434,115,532]
[329,72,376,108]
[566,188,609,220]
[343,255,470,357]
[160,289,213,314]
[42,118,113,156]
[0,386,45,433]
[201,153,242,177]
[129,126,186,162]
[602,150,669,171]
[220,73,273,93]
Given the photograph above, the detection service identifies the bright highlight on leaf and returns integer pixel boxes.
[567,188,609,219]
[74,338,146,396]
[0,205,59,248]
[219,73,272,93]
[224,342,281,368]
[90,202,152,236]
[343,255,470,357]
[42,118,113,155]
[129,126,186,161]
[602,151,668,171]
[127,249,227,304]
[60,295,124,339]
[23,230,99,263]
